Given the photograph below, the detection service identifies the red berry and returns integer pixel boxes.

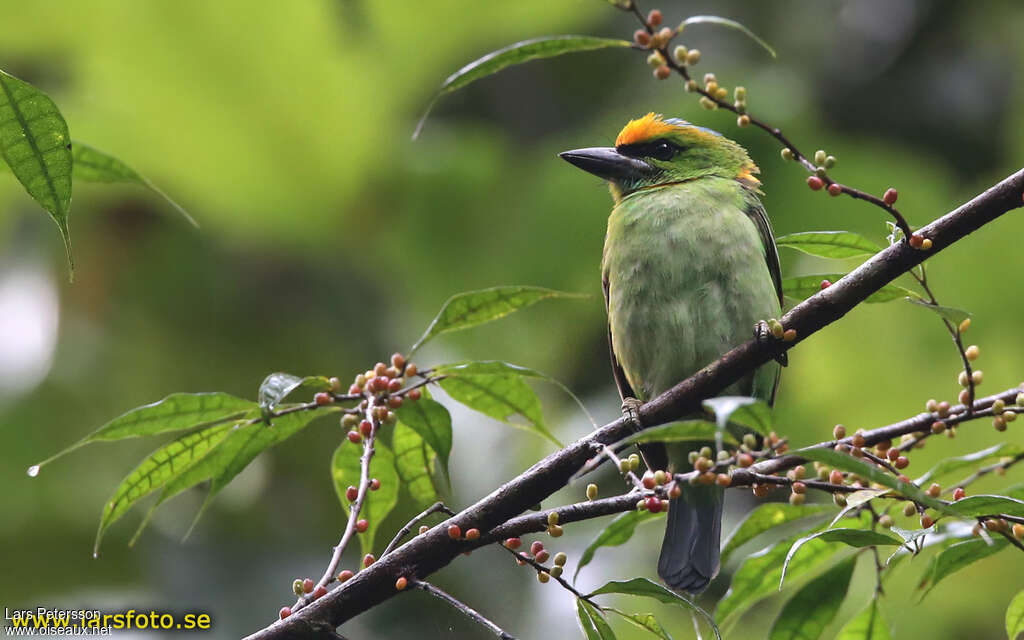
[534,549,550,564]
[504,537,522,549]
[820,279,831,290]
[363,554,375,568]
[738,453,754,467]
[388,396,403,409]
[374,363,387,376]
[654,65,671,80]
[408,388,422,401]
[314,392,332,406]
[827,183,842,196]
[448,525,461,540]
[920,515,934,528]
[895,456,909,469]
[887,448,899,461]
[634,29,651,46]
[302,578,314,593]
[883,188,898,205]
[405,363,418,377]
[348,384,361,395]
[642,471,656,490]
[395,576,408,591]
[347,431,362,444]
[387,378,403,393]
[360,420,373,437]
[313,585,327,599]
[370,478,380,491]
[716,473,731,487]
[647,9,662,26]
[530,541,544,556]
[909,233,924,248]
[465,528,481,541]
[356,519,369,533]
[807,176,824,191]
[829,469,844,485]
[345,486,358,502]
[338,569,354,582]
[953,487,966,501]
[391,353,406,369]
[279,607,292,619]
[645,496,663,513]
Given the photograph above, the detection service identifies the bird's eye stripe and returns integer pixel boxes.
[616,139,681,160]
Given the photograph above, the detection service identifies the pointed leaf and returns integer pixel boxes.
[769,557,856,640]
[781,529,900,589]
[776,231,881,259]
[439,373,559,445]
[905,298,972,326]
[914,444,1020,485]
[945,495,1024,518]
[606,609,674,640]
[703,396,772,435]
[0,69,73,272]
[581,600,617,640]
[415,38,631,139]
[258,373,331,411]
[69,141,197,227]
[622,420,737,447]
[393,396,452,486]
[836,600,892,640]
[575,510,662,580]
[590,578,720,640]
[680,15,776,58]
[919,537,1008,599]
[721,503,832,566]
[796,446,958,516]
[1007,590,1024,640]
[411,286,584,352]
[332,439,399,556]
[34,393,256,472]
[94,421,238,553]
[392,422,441,509]
[577,598,602,640]
[782,274,918,303]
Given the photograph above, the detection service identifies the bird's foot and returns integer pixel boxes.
[754,319,789,366]
[621,397,644,431]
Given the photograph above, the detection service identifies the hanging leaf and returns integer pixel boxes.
[70,141,197,227]
[919,537,1008,599]
[576,598,602,640]
[904,298,972,326]
[781,529,900,589]
[258,373,331,411]
[590,578,720,640]
[679,15,776,58]
[439,374,559,445]
[393,396,452,486]
[622,420,737,447]
[721,503,832,566]
[775,231,882,259]
[580,600,617,640]
[836,599,892,640]
[575,510,662,581]
[914,444,1020,485]
[0,69,74,273]
[782,274,919,303]
[769,557,856,640]
[414,38,631,139]
[703,396,772,435]
[1007,590,1024,640]
[945,495,1024,518]
[392,422,441,510]
[411,286,584,352]
[605,609,674,640]
[32,392,256,473]
[332,439,400,557]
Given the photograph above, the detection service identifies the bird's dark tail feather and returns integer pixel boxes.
[657,485,723,593]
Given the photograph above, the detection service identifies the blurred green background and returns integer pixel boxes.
[2,0,1023,637]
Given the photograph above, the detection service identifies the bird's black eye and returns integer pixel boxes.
[648,140,676,161]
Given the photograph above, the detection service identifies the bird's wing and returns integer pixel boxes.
[746,200,783,306]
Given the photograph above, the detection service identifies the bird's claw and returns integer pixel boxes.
[754,319,789,366]
[621,397,644,430]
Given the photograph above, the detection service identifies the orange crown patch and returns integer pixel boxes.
[615,112,686,147]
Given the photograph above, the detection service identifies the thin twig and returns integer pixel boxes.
[413,581,517,640]
[383,502,456,557]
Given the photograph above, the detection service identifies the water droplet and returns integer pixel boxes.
[92,551,99,559]
[26,465,40,477]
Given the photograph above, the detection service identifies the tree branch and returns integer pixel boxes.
[243,170,1024,640]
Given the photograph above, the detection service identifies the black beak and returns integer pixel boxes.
[559,147,656,183]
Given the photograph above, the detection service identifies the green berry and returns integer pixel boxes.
[814,150,827,165]
[586,483,598,501]
[824,155,837,168]
[781,148,794,161]
[554,552,567,567]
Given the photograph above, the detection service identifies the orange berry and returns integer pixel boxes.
[356,519,369,533]
[363,554,375,568]
[504,537,522,549]
[447,525,461,540]
[465,528,480,541]
[395,577,408,591]
[338,570,354,583]
[279,607,292,619]
[882,188,898,205]
[807,176,824,191]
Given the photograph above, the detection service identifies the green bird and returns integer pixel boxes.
[561,113,783,592]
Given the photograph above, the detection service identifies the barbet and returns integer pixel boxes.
[561,113,783,592]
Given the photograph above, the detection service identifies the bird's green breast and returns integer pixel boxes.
[602,178,780,402]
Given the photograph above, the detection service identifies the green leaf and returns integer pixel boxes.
[94,421,238,553]
[915,444,1020,485]
[392,422,441,510]
[782,274,919,304]
[836,599,892,640]
[411,286,584,352]
[622,420,737,447]
[721,503,833,565]
[332,439,400,557]
[945,495,1024,518]
[32,392,256,474]
[781,529,900,589]
[905,298,972,326]
[679,15,776,58]
[606,609,674,640]
[769,557,856,640]
[1007,590,1024,640]
[775,231,882,259]
[0,69,74,273]
[796,446,958,516]
[919,537,1008,599]
[414,38,631,139]
[577,598,602,640]
[703,396,772,436]
[258,373,331,412]
[70,141,197,227]
[581,600,617,640]
[439,373,559,445]
[575,510,662,581]
[393,396,452,486]
[590,578,720,640]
